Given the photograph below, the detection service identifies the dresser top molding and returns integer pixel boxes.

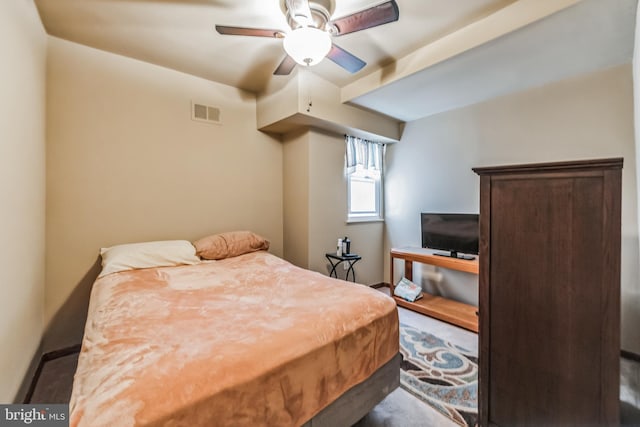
[473,157,623,176]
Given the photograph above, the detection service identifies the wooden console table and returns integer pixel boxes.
[390,248,478,332]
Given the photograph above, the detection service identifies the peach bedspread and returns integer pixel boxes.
[70,251,398,427]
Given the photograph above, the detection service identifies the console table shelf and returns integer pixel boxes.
[390,248,478,333]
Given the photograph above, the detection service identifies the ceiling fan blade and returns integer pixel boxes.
[285,0,314,27]
[274,55,297,75]
[215,25,284,38]
[329,0,399,36]
[326,44,366,73]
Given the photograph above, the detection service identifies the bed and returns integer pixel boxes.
[69,236,399,427]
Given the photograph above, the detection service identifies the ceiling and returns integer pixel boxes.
[34,0,637,123]
[350,0,637,121]
[34,0,517,94]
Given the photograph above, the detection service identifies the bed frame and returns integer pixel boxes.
[302,353,401,427]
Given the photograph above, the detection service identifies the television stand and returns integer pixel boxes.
[433,250,476,261]
[390,248,478,332]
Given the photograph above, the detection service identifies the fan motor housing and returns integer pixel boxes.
[281,0,335,31]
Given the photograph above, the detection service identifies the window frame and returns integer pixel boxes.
[347,165,384,223]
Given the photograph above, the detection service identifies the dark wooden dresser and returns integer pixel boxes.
[473,158,622,426]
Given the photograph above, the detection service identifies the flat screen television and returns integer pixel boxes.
[421,213,479,260]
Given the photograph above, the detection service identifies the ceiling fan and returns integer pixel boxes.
[215,0,399,75]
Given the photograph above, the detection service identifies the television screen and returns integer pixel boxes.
[421,213,479,257]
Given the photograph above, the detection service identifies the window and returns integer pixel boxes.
[345,136,384,222]
[347,167,383,221]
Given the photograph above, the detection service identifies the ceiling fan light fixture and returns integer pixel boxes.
[283,27,332,67]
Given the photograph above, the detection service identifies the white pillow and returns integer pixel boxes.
[99,240,201,277]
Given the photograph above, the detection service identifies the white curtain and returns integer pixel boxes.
[345,135,385,174]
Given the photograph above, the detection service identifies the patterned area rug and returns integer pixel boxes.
[399,323,478,427]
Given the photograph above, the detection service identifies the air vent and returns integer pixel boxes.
[192,101,221,125]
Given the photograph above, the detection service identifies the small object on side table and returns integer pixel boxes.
[394,277,423,302]
[325,252,362,282]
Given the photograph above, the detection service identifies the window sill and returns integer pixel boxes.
[347,217,385,224]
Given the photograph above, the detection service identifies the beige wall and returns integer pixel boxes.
[308,131,384,285]
[283,129,384,284]
[385,64,640,353]
[257,70,401,143]
[283,129,310,268]
[44,37,283,351]
[634,0,640,307]
[0,1,47,402]
[297,71,401,143]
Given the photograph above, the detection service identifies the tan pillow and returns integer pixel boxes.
[99,240,200,277]
[193,231,270,260]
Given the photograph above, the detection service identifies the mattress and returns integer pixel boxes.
[70,251,398,426]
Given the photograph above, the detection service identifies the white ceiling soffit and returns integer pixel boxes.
[348,0,638,122]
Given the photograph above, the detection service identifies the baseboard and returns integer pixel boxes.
[22,344,81,404]
[371,282,389,289]
[621,349,640,363]
[13,342,44,404]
